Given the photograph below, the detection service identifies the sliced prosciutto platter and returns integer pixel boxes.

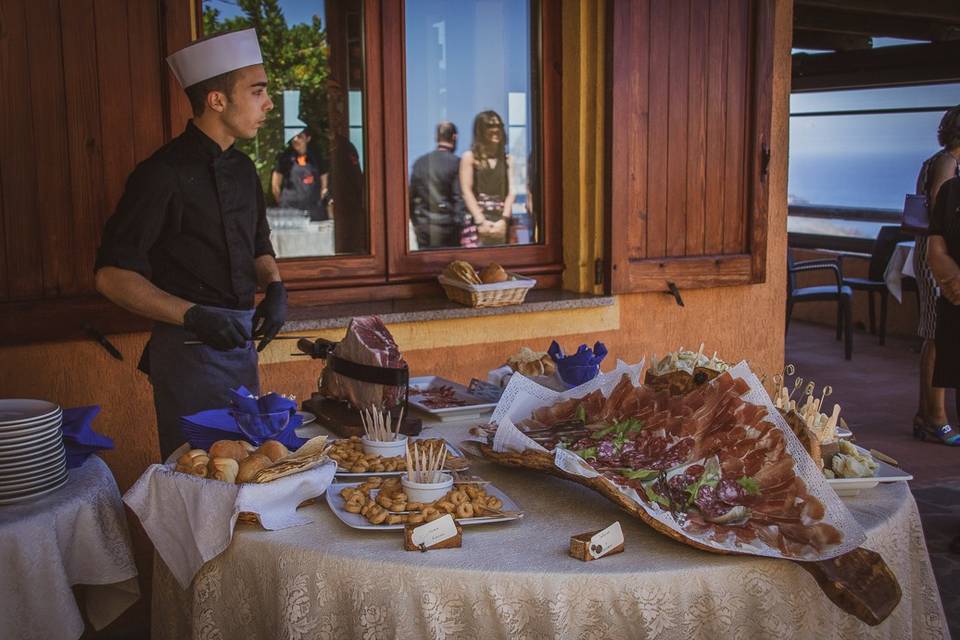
[478,360,901,625]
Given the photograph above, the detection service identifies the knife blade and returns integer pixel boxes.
[83,324,123,361]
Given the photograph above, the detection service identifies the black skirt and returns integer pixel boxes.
[933,297,960,389]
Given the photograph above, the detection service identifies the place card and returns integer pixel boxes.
[569,521,625,561]
[589,522,624,559]
[403,514,463,551]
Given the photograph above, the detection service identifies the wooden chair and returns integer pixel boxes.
[839,225,912,346]
[786,250,853,360]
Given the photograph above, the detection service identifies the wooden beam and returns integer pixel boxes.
[793,40,960,91]
[795,0,960,23]
[795,6,960,41]
[793,29,872,51]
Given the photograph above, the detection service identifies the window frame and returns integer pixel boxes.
[181,0,563,298]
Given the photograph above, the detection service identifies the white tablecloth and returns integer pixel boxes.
[884,240,916,303]
[0,455,139,640]
[152,420,948,640]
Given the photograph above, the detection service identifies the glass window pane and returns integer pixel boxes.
[788,111,945,210]
[404,0,539,250]
[201,1,368,258]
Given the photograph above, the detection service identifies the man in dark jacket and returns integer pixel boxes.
[409,122,464,248]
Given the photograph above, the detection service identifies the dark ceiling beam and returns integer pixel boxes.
[793,29,872,51]
[792,39,960,91]
[794,6,960,41]
[794,0,960,23]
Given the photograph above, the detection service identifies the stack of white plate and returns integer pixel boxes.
[0,399,67,505]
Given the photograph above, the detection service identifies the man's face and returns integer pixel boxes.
[220,64,273,140]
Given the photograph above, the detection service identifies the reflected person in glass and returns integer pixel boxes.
[913,105,960,444]
[459,111,515,247]
[409,122,465,248]
[271,128,329,222]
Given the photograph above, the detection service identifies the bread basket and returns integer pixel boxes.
[438,273,536,308]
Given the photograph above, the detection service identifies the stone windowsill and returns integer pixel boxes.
[281,289,615,333]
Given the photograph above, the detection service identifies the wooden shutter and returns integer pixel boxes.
[608,0,773,293]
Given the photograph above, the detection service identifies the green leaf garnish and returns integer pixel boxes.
[684,457,721,508]
[612,431,629,451]
[736,476,761,496]
[574,446,597,459]
[591,418,645,440]
[619,468,658,481]
[644,484,670,507]
[575,404,587,422]
[591,424,617,439]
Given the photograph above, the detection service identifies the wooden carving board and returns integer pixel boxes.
[478,444,901,626]
[302,394,422,438]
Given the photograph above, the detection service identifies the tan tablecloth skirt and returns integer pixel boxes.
[152,422,948,640]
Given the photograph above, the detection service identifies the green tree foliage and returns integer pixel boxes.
[203,0,330,202]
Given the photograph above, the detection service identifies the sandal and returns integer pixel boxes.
[913,418,960,446]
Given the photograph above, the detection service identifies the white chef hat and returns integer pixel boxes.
[166,28,263,88]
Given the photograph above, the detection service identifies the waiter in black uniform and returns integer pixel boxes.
[94,29,287,460]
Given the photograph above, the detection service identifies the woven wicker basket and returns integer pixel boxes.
[438,273,536,308]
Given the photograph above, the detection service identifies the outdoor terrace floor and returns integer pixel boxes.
[786,320,959,637]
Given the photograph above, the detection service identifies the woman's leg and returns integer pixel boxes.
[919,339,948,425]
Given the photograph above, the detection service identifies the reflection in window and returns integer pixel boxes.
[201,0,367,258]
[405,0,539,250]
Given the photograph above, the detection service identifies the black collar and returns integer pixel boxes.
[184,120,230,161]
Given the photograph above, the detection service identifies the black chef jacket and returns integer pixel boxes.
[95,121,275,310]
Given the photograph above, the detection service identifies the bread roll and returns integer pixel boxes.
[209,440,251,461]
[175,449,210,477]
[237,453,272,483]
[208,457,240,483]
[256,440,290,462]
[479,263,509,284]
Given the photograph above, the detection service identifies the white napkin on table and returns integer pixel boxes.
[123,460,336,589]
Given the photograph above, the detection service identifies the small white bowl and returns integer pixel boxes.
[401,472,453,504]
[361,434,408,458]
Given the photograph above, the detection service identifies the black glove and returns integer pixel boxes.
[183,305,251,351]
[252,281,288,352]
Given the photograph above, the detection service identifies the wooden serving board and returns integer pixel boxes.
[302,394,422,438]
[477,444,901,626]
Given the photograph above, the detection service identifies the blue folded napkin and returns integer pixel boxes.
[61,405,114,468]
[229,386,296,415]
[548,340,608,388]
[179,409,305,451]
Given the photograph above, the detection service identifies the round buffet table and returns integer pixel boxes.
[0,455,139,640]
[152,420,948,640]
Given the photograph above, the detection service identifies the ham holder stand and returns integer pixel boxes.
[297,338,422,438]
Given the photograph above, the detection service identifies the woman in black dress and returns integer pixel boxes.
[926,174,960,446]
[928,175,960,554]
[459,110,515,246]
[914,106,960,442]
